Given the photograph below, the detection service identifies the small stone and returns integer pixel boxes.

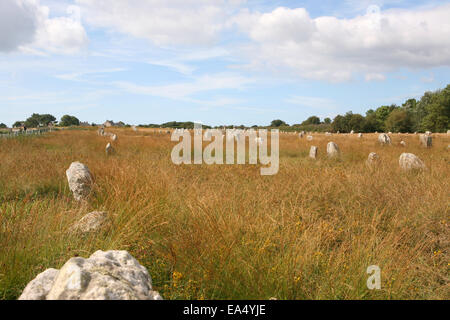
[400,141,406,147]
[70,211,109,234]
[326,142,340,158]
[306,135,313,141]
[106,143,114,155]
[366,152,379,166]
[309,146,318,159]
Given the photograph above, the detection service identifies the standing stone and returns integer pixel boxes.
[309,146,318,159]
[419,134,432,148]
[306,135,313,141]
[98,127,104,136]
[350,130,354,134]
[326,142,340,158]
[111,134,117,141]
[18,250,162,300]
[399,153,426,170]
[66,162,93,201]
[325,132,331,136]
[366,152,380,166]
[132,125,138,132]
[106,143,114,155]
[447,130,450,135]
[70,211,109,234]
[425,131,431,135]
[400,141,406,147]
[358,133,363,138]
[378,133,391,145]
[299,132,304,138]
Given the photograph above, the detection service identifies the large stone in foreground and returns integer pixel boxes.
[399,153,426,170]
[19,250,162,300]
[66,162,93,201]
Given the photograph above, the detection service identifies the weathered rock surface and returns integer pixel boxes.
[309,146,318,159]
[399,153,426,170]
[66,162,93,201]
[366,152,379,166]
[327,142,340,158]
[19,269,59,300]
[19,250,163,300]
[378,133,391,145]
[419,134,432,148]
[70,211,109,234]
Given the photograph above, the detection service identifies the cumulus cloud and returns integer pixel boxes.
[0,0,87,54]
[0,0,39,52]
[75,0,243,46]
[232,4,450,81]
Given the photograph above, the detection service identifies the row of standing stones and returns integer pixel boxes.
[20,131,163,300]
[305,132,445,170]
[19,130,447,299]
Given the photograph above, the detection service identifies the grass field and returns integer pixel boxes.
[0,128,448,300]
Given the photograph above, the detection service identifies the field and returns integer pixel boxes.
[0,128,448,300]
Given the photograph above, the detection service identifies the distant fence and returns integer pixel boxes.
[0,128,53,139]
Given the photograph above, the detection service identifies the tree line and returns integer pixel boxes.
[271,84,449,133]
[10,114,81,128]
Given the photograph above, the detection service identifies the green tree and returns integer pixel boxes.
[0,123,7,128]
[323,117,331,124]
[301,116,321,125]
[385,109,413,133]
[270,119,288,127]
[60,115,80,127]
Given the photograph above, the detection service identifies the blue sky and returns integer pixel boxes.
[0,0,449,127]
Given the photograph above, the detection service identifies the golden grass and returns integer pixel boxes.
[0,129,448,299]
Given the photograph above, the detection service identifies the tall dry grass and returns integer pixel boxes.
[0,129,448,299]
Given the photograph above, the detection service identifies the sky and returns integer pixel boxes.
[0,0,449,127]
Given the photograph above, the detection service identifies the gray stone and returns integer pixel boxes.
[66,162,93,201]
[19,250,162,300]
[399,153,426,170]
[19,269,59,300]
[326,141,340,158]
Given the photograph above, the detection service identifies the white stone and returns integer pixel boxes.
[66,162,93,201]
[400,141,406,146]
[18,269,59,300]
[399,153,426,170]
[309,146,318,159]
[306,135,313,141]
[19,250,162,300]
[350,130,354,134]
[366,152,379,165]
[358,133,363,138]
[111,134,117,141]
[378,133,391,145]
[326,141,340,158]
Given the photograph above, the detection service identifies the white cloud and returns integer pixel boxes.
[75,0,243,46]
[233,4,450,81]
[0,0,87,54]
[365,73,386,81]
[285,95,337,110]
[114,73,253,100]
